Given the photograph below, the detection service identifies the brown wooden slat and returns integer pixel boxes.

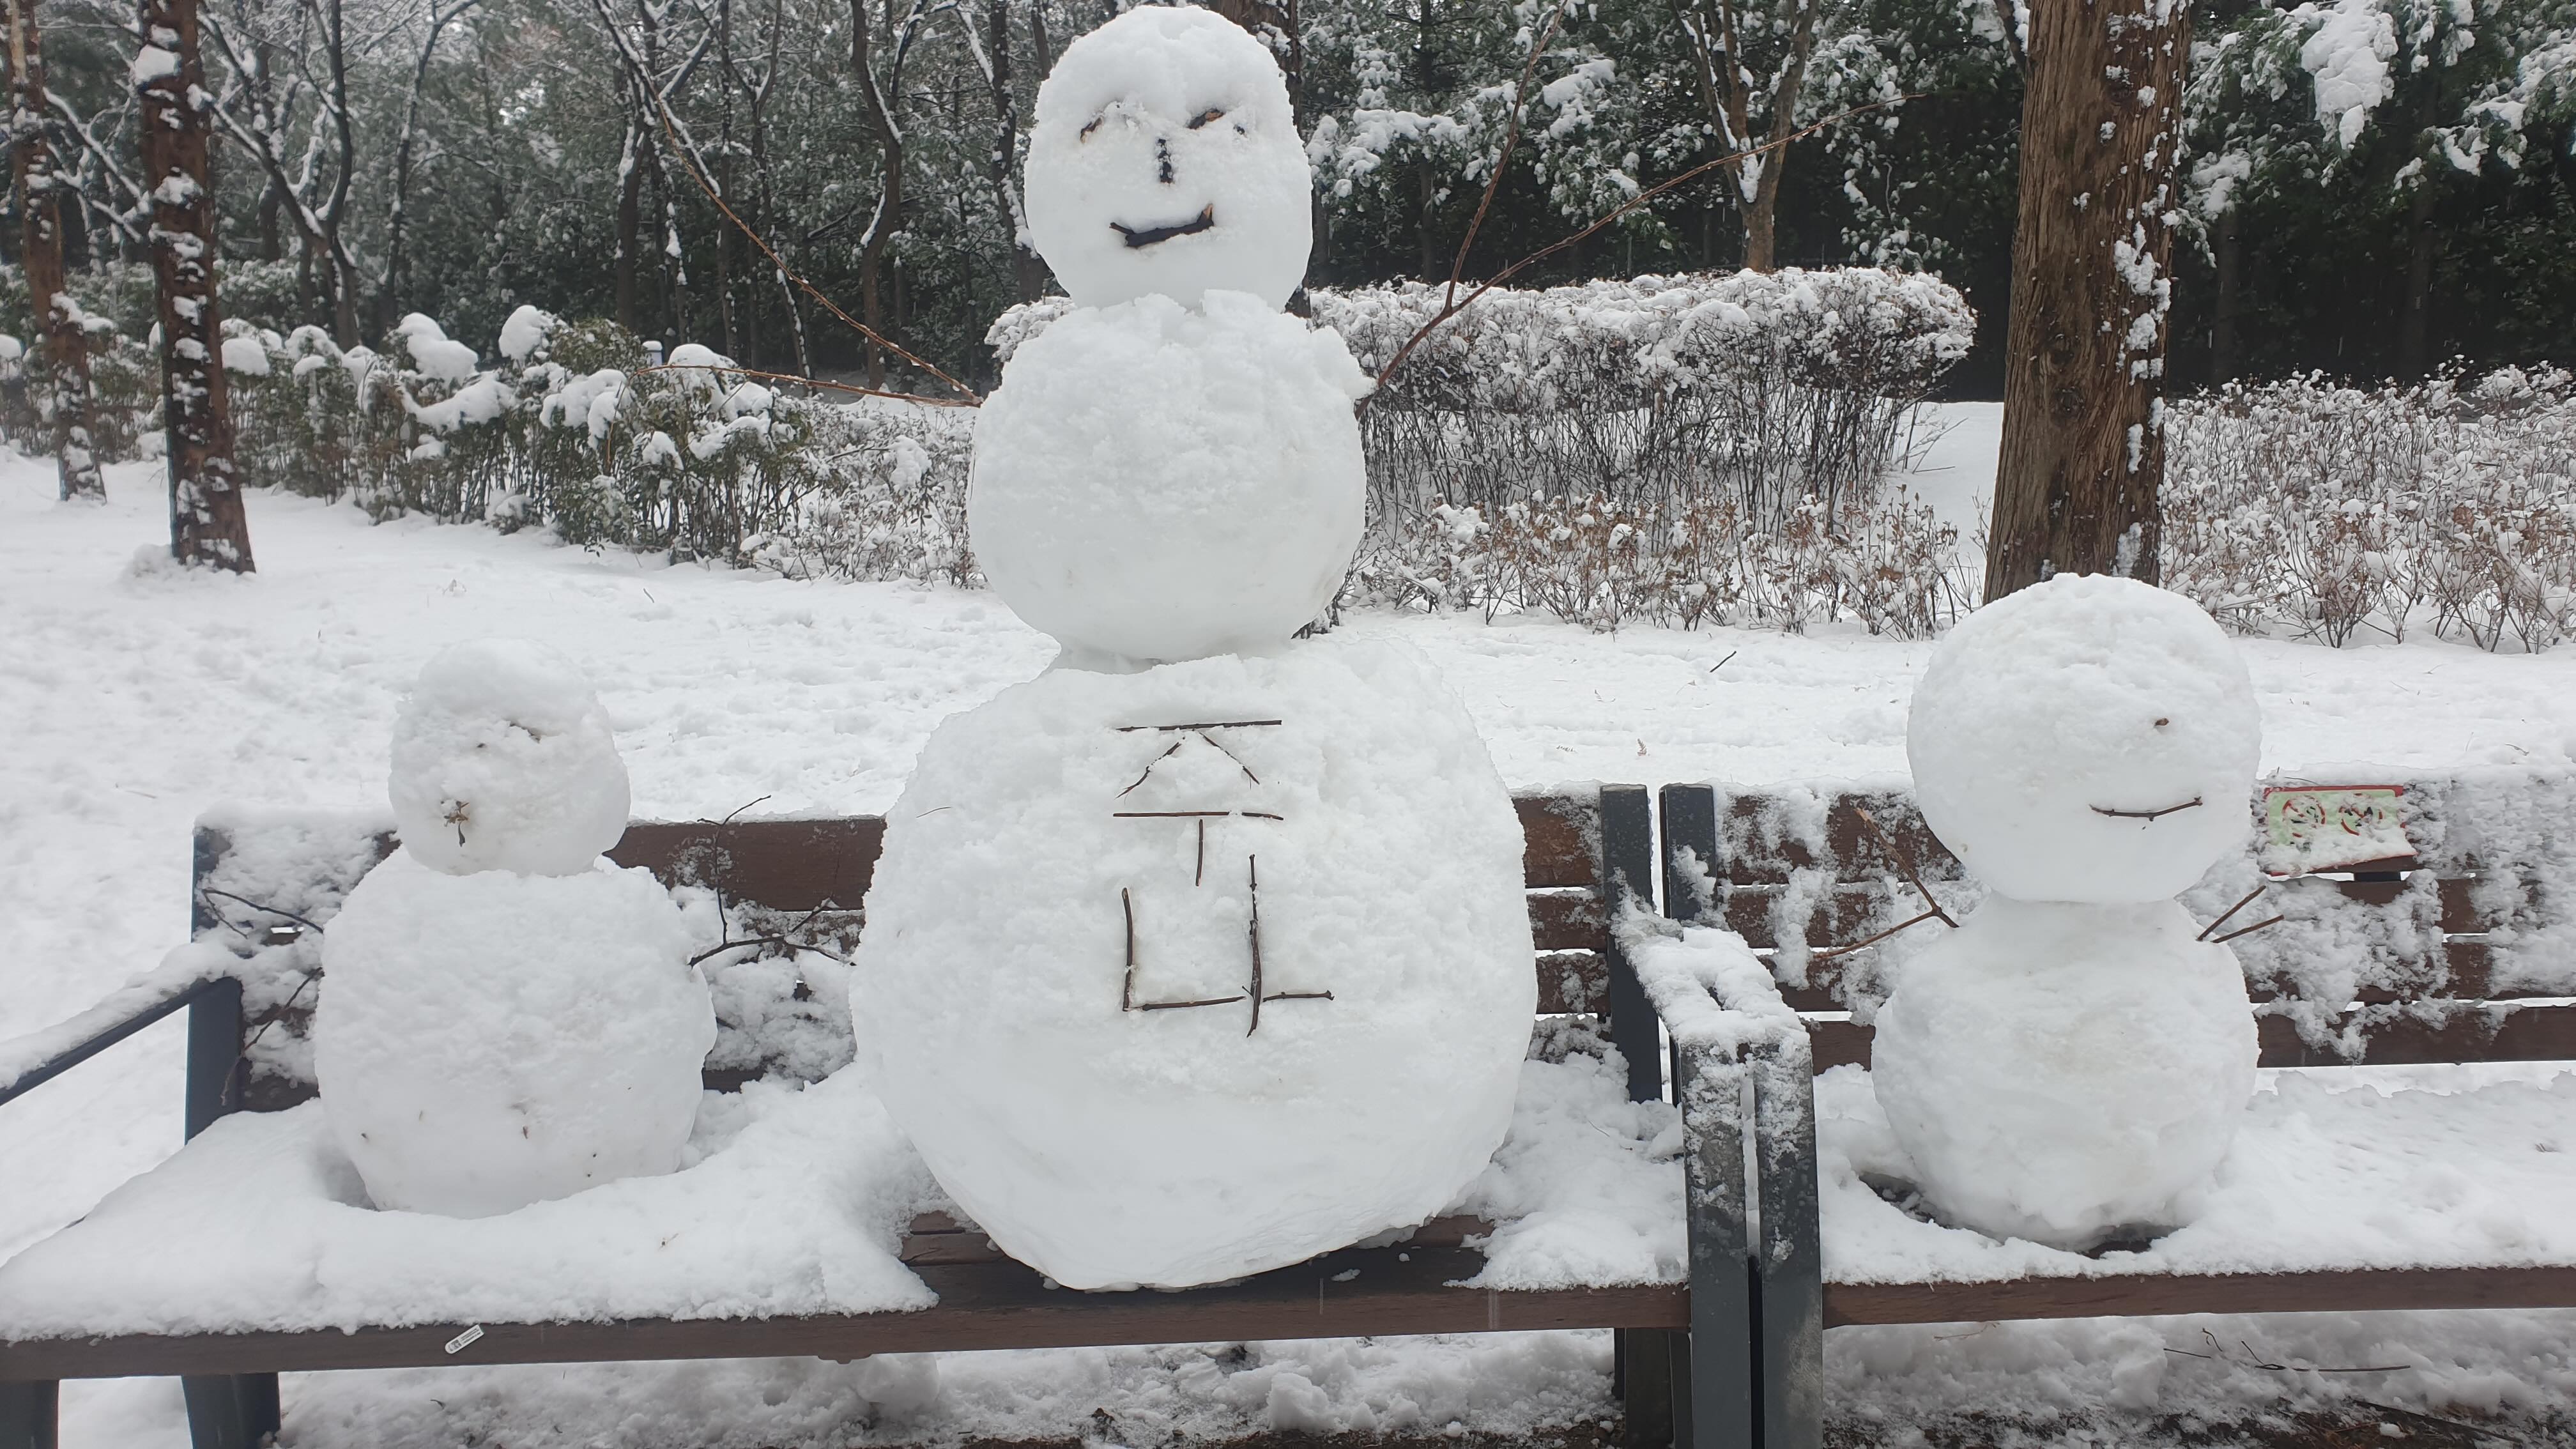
[900,1215,1494,1267]
[1537,949,1609,1015]
[1825,1264,2576,1327]
[1527,891,1607,952]
[0,1248,1686,1381]
[610,818,885,913]
[1514,795,1598,889]
[1807,1002,2576,1073]
[1718,794,1961,887]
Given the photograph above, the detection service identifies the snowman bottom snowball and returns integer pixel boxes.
[1868,895,2258,1250]
[854,638,1535,1289]
[317,850,716,1218]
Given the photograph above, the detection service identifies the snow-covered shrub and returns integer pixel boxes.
[1355,485,1973,636]
[996,268,1975,537]
[2165,367,2576,650]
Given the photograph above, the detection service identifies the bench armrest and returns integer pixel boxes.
[0,941,247,1137]
[1620,908,1825,1449]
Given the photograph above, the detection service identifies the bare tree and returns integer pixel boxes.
[137,0,254,570]
[849,0,927,388]
[1985,0,2189,597]
[5,0,104,499]
[951,0,1040,302]
[1671,0,1820,270]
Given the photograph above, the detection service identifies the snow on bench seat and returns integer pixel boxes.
[0,1033,1683,1362]
[1816,1062,2576,1308]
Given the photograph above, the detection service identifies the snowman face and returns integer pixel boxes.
[1023,5,1312,311]
[1905,574,2262,903]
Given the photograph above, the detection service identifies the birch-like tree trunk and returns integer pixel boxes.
[137,0,252,571]
[1985,0,2189,598]
[6,0,103,500]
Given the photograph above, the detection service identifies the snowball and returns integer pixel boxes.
[1906,575,2259,903]
[498,304,560,364]
[394,312,480,383]
[969,291,1368,663]
[316,848,716,1217]
[1024,5,1312,310]
[1869,895,2258,1249]
[854,639,1533,1289]
[388,640,631,877]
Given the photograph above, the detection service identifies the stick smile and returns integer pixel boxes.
[1111,206,1215,249]
[2091,797,2204,822]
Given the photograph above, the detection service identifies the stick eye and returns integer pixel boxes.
[1186,107,1226,129]
[1079,114,1104,139]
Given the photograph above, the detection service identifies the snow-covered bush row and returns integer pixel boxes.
[210,309,974,580]
[1349,486,1974,638]
[995,268,1976,534]
[2163,367,2576,652]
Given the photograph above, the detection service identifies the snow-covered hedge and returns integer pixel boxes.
[2164,367,2576,651]
[214,310,974,580]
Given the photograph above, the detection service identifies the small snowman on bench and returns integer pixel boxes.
[856,5,1536,1292]
[1871,574,2264,1250]
[317,640,715,1217]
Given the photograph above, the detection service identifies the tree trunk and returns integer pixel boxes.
[850,0,906,389]
[1985,0,2189,599]
[2211,203,2239,384]
[615,116,642,332]
[137,0,252,571]
[8,0,103,500]
[2398,181,2434,377]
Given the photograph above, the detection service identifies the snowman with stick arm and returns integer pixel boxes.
[1869,574,2264,1250]
[318,640,716,1218]
[855,4,1537,1292]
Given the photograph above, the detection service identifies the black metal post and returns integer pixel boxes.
[1659,784,1720,926]
[1599,785,1662,1104]
[1752,1046,1823,1449]
[181,1373,278,1449]
[183,976,244,1141]
[1674,1042,1757,1449]
[0,1381,57,1449]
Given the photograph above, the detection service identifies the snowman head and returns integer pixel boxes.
[1906,575,2261,904]
[1023,5,1310,312]
[388,639,632,877]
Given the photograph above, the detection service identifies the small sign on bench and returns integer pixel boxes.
[2260,784,2411,875]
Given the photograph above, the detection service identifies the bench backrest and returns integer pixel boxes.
[1655,779,2576,1071]
[192,791,1636,1111]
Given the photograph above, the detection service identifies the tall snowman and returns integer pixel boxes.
[318,639,716,1218]
[856,4,1536,1291]
[1869,574,2263,1250]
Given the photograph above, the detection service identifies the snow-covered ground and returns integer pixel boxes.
[8,420,2576,1445]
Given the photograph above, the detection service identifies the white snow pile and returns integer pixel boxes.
[318,850,718,1216]
[386,638,632,877]
[0,1071,934,1337]
[1904,574,2261,903]
[1822,1064,2576,1283]
[857,638,1537,1289]
[1022,4,1312,312]
[969,291,1369,663]
[1869,897,2259,1248]
[392,312,482,383]
[2296,0,2398,148]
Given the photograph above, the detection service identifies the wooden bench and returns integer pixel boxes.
[1643,776,2576,1446]
[0,786,1789,1449]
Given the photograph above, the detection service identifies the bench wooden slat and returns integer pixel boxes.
[0,1246,1686,1381]
[1536,949,1609,1015]
[898,1214,1493,1267]
[1514,796,1599,889]
[1826,1264,2576,1327]
[1805,1001,2576,1073]
[609,818,886,912]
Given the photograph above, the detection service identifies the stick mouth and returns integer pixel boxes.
[1111,206,1216,249]
[2090,797,2204,822]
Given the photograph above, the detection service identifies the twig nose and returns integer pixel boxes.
[1156,137,1174,185]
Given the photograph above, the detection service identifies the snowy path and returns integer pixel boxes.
[7,432,2576,1443]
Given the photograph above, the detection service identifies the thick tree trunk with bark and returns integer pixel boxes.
[6,0,103,500]
[137,0,252,571]
[1986,0,2189,599]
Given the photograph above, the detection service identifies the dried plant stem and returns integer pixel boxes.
[1121,886,1137,1011]
[1853,805,1957,928]
[2209,914,2285,946]
[1444,0,1578,315]
[1246,853,1264,1036]
[1809,906,1947,965]
[2198,884,2269,941]
[1114,719,1284,733]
